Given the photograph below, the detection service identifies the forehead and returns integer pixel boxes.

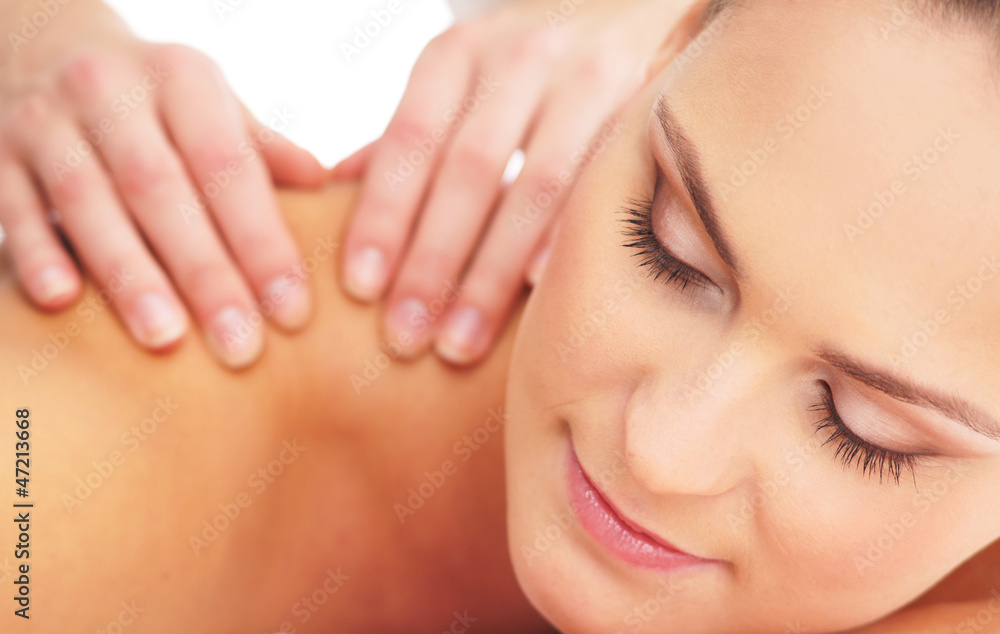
[667,1,1000,398]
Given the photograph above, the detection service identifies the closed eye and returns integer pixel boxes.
[620,195,715,292]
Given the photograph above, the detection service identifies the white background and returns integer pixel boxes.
[103,0,456,166]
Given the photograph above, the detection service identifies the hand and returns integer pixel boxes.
[338,0,688,365]
[0,0,326,369]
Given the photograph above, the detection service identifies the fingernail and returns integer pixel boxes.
[130,292,187,349]
[436,306,486,365]
[31,265,76,304]
[345,247,387,302]
[209,306,264,369]
[264,275,311,330]
[385,297,431,357]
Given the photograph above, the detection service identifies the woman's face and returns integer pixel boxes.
[505,1,1000,632]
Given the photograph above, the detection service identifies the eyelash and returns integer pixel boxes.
[619,196,714,292]
[622,194,919,486]
[810,382,917,485]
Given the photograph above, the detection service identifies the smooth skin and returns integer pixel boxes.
[340,0,690,365]
[0,185,997,632]
[0,0,694,370]
[0,0,328,368]
[504,1,1000,632]
[0,184,550,633]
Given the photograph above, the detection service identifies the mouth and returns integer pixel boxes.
[566,441,716,572]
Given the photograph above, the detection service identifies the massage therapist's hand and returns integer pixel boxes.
[338,0,689,365]
[0,0,326,369]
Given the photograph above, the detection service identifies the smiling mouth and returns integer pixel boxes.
[566,441,717,572]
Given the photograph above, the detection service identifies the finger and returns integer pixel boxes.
[157,46,311,332]
[0,157,81,308]
[435,84,622,365]
[340,25,479,303]
[330,139,376,181]
[240,102,327,188]
[383,45,553,357]
[526,226,555,288]
[94,109,268,369]
[11,97,189,350]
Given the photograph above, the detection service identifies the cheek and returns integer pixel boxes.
[511,154,655,412]
[746,461,988,629]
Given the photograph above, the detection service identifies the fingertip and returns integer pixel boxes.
[383,297,434,360]
[207,305,265,370]
[128,291,190,350]
[26,264,81,310]
[270,147,328,188]
[264,275,312,332]
[343,246,389,303]
[435,305,489,366]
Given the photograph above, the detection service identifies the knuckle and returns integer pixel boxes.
[116,147,183,200]
[521,164,569,202]
[11,91,56,132]
[188,140,245,180]
[506,27,561,65]
[385,111,434,147]
[58,53,119,104]
[48,168,89,206]
[447,141,506,183]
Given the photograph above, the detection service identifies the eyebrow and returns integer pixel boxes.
[655,96,742,277]
[818,349,1000,442]
[654,97,1000,443]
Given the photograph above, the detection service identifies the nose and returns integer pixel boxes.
[624,350,775,498]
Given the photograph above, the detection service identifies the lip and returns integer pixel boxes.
[566,443,715,572]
